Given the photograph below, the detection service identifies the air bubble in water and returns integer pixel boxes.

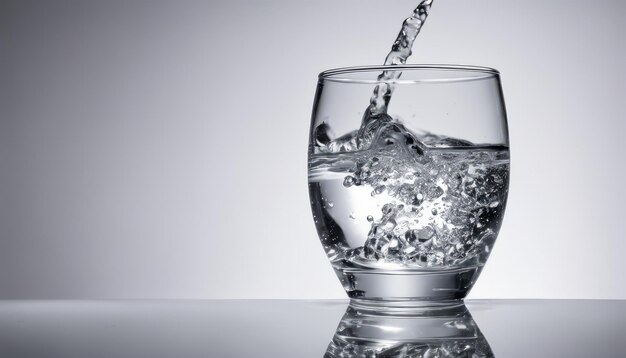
[428,186,444,199]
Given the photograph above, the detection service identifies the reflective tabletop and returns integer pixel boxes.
[0,300,624,357]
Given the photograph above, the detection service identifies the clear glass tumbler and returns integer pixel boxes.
[308,65,509,304]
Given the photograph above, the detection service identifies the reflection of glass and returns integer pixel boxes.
[308,66,509,301]
[324,302,493,357]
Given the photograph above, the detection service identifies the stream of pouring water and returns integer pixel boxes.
[367,0,434,117]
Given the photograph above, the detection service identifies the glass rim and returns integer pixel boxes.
[319,64,500,84]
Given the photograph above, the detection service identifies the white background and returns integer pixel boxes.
[1,0,625,299]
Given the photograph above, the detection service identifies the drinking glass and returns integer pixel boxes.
[308,65,509,304]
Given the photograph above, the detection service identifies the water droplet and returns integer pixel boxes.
[367,215,374,222]
[328,201,334,208]
[431,208,438,215]
[343,176,355,187]
[313,122,332,147]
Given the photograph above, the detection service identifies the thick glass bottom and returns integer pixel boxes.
[334,265,482,302]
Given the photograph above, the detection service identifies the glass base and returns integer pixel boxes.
[335,266,482,302]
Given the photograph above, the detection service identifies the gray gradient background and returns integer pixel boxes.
[0,0,624,299]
